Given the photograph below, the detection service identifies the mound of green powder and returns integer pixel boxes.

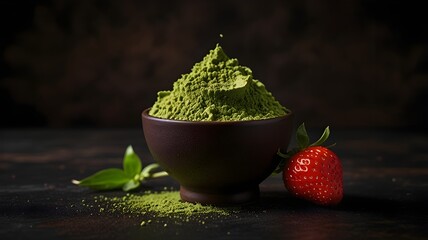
[149,44,290,121]
[91,191,234,225]
[108,191,230,216]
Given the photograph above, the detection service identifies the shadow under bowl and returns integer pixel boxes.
[142,108,293,205]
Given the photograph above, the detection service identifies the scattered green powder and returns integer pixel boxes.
[87,191,236,225]
[149,44,290,121]
[108,191,230,216]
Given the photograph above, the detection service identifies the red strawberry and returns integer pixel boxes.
[283,146,343,206]
[276,123,343,206]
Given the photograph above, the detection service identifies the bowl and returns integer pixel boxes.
[142,108,293,205]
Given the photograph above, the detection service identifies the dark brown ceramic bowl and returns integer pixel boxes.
[142,108,293,205]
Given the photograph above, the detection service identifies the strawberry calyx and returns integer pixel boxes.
[273,123,334,174]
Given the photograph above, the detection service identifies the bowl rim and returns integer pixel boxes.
[142,108,293,125]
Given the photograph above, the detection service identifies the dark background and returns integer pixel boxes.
[1,0,427,129]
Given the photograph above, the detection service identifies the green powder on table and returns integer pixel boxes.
[149,44,290,121]
[90,191,234,225]
[108,191,230,216]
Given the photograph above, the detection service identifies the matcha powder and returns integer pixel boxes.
[90,191,234,225]
[149,44,290,121]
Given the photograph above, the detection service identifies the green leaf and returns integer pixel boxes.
[72,168,129,190]
[122,179,141,192]
[123,145,142,178]
[272,152,286,175]
[310,126,330,146]
[273,148,300,174]
[296,123,310,149]
[277,150,288,159]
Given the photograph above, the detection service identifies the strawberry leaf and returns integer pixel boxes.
[310,126,330,147]
[296,123,310,149]
[123,145,142,178]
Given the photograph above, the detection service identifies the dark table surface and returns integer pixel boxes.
[1,129,427,239]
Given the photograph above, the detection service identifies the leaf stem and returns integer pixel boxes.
[151,171,169,178]
[71,179,80,185]
[140,163,168,180]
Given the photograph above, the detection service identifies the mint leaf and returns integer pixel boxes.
[296,123,310,149]
[73,146,168,192]
[310,126,330,146]
[123,145,142,178]
[72,168,130,190]
[122,179,141,192]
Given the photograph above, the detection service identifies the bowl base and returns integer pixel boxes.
[180,186,260,205]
